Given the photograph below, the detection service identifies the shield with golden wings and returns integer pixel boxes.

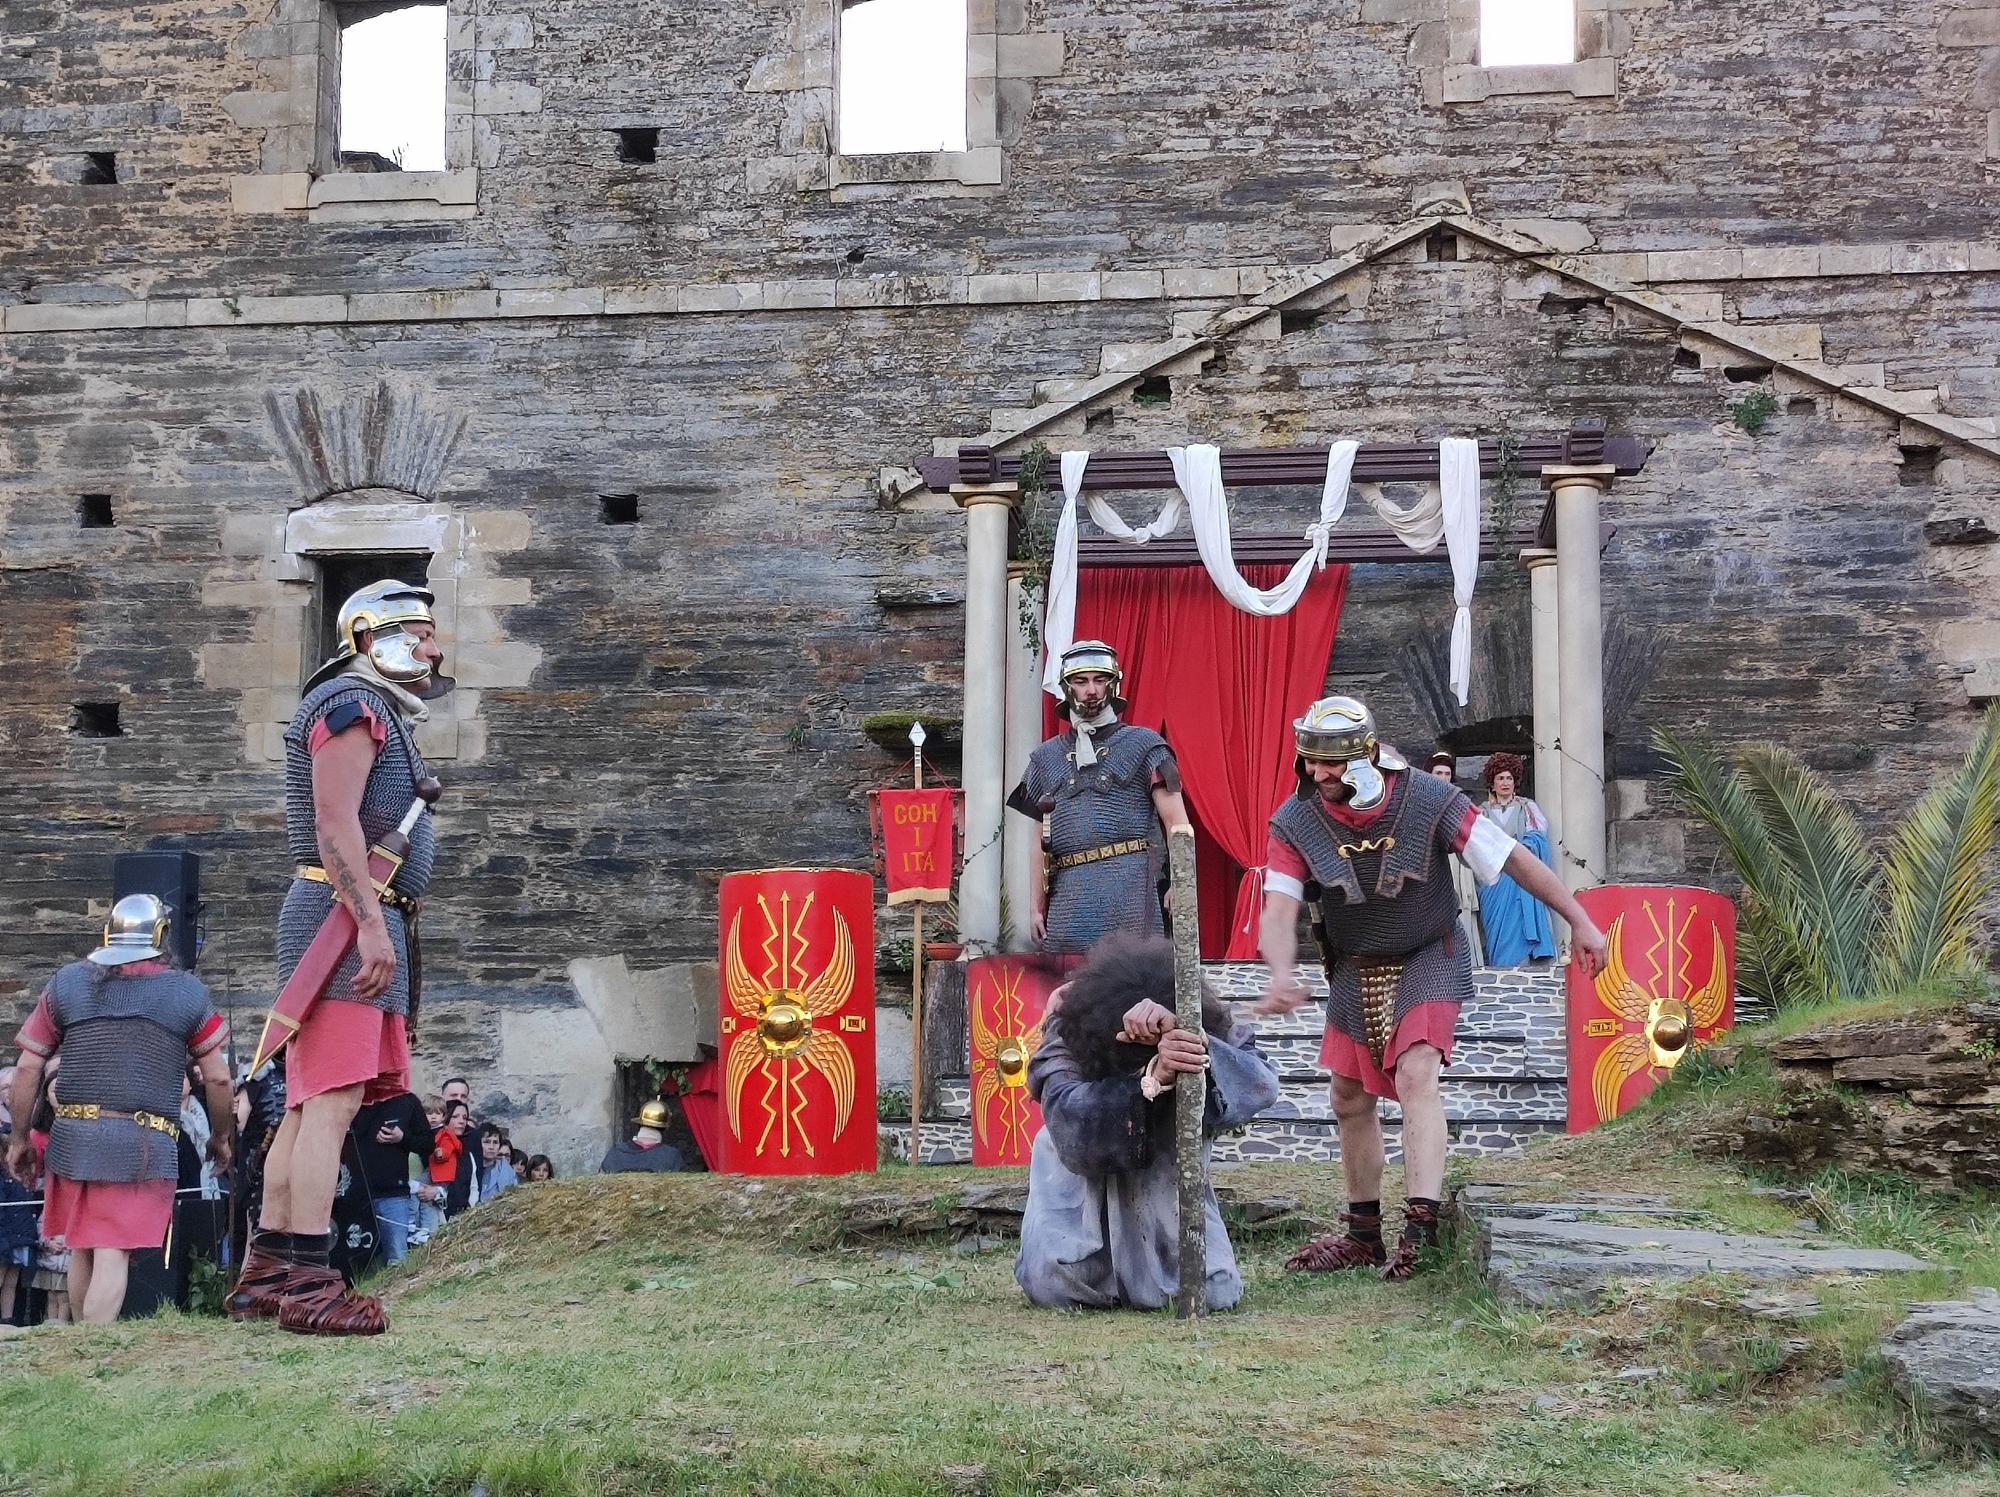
[715,868,877,1175]
[966,956,1058,1167]
[1566,884,1735,1133]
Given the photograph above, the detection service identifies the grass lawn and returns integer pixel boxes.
[2,1129,1998,1497]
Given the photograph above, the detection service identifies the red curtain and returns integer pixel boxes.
[1064,563,1348,958]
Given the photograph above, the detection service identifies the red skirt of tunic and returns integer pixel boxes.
[1318,999,1459,1102]
[286,997,410,1105]
[42,1174,174,1251]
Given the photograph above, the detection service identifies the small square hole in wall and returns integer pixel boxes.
[599,493,640,524]
[78,494,114,528]
[1898,444,1941,487]
[81,152,118,185]
[615,128,659,165]
[1131,376,1171,407]
[1424,228,1458,262]
[72,701,123,737]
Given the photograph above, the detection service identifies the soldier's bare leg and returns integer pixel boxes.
[258,1109,301,1228]
[1391,1043,1446,1201]
[268,1084,364,1234]
[66,1248,92,1319]
[1332,1071,1383,1203]
[74,1247,129,1323]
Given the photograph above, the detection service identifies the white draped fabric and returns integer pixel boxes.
[1038,438,1482,704]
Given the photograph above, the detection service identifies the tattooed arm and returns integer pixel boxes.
[310,720,397,1000]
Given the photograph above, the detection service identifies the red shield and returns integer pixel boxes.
[967,956,1059,1167]
[716,868,877,1175]
[1567,884,1735,1132]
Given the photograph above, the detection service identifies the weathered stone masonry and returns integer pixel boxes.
[3,0,1999,1166]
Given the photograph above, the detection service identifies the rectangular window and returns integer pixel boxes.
[1479,0,1575,67]
[337,3,448,172]
[838,0,968,155]
[316,553,434,665]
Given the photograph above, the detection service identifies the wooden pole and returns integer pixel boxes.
[1168,824,1207,1319]
[911,742,926,1166]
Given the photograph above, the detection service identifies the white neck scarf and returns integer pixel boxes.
[1071,704,1118,768]
[342,655,430,723]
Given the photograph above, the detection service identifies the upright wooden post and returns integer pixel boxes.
[1168,824,1207,1319]
[910,723,927,1165]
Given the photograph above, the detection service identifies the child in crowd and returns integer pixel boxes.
[421,1095,460,1235]
[525,1155,554,1183]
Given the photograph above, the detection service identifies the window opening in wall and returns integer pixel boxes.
[315,552,434,664]
[1898,444,1941,486]
[839,0,968,155]
[598,493,640,525]
[72,702,123,738]
[78,494,115,528]
[81,152,118,185]
[1479,0,1575,67]
[338,3,447,172]
[615,128,659,165]
[1424,227,1458,261]
[1132,376,1172,407]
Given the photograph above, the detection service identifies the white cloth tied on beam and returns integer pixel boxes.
[1038,438,1481,704]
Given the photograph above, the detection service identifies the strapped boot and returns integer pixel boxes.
[278,1264,388,1336]
[227,1233,293,1322]
[1284,1210,1387,1272]
[1381,1200,1442,1282]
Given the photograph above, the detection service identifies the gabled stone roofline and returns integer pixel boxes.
[938,213,2000,473]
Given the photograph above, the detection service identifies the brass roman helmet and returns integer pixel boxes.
[1057,639,1126,717]
[635,1099,672,1132]
[90,893,172,967]
[304,579,452,697]
[1291,695,1409,810]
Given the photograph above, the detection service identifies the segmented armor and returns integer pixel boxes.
[1269,769,1475,1060]
[1014,723,1178,954]
[42,961,216,1183]
[277,674,436,1016]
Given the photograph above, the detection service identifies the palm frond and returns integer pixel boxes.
[1734,743,1880,1006]
[1653,728,1813,1006]
[1874,706,2000,993]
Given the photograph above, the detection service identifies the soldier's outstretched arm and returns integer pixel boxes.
[1502,845,1608,976]
[1255,891,1308,1014]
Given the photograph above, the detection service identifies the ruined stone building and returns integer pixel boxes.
[3,0,1998,1168]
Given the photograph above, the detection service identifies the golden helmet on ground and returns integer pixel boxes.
[635,1099,673,1131]
[90,893,171,967]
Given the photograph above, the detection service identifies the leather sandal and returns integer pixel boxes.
[1284,1212,1388,1272]
[277,1264,388,1336]
[227,1241,293,1322]
[1381,1203,1441,1282]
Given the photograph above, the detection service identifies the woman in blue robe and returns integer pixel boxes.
[1475,751,1557,965]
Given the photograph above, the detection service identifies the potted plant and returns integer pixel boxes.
[921,898,962,962]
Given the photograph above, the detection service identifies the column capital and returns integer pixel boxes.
[1518,546,1559,570]
[1539,463,1617,493]
[951,481,1019,510]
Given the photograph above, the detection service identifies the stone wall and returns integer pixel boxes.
[5,0,2000,1167]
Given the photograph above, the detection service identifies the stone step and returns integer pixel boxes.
[918,1074,1567,1126]
[877,1116,1565,1168]
[1256,1032,1558,1082]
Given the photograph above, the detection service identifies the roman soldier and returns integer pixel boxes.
[231,579,449,1336]
[1007,641,1190,956]
[5,895,234,1323]
[1255,697,1606,1279]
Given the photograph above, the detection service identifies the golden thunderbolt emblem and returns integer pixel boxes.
[722,891,859,1157]
[970,964,1045,1159]
[1588,896,1729,1124]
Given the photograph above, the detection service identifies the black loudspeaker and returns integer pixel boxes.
[111,850,202,971]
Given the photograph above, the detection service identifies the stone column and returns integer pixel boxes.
[953,482,1018,955]
[1519,547,1564,855]
[1002,566,1042,952]
[1542,465,1615,890]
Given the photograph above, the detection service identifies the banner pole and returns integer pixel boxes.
[910,723,927,1166]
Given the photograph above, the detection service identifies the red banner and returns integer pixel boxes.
[967,956,1059,1167]
[1567,884,1735,1133]
[715,868,877,1175]
[871,788,958,906]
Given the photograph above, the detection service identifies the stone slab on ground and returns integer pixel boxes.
[1880,1288,2000,1452]
[832,1177,1300,1241]
[1457,1182,1925,1309]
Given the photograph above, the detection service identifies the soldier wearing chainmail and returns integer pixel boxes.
[1007,641,1190,957]
[6,895,233,1323]
[231,579,449,1337]
[1255,697,1606,1280]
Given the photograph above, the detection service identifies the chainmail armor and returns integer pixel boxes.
[277,675,436,1017]
[43,961,216,1183]
[1018,724,1176,953]
[1270,770,1476,1056]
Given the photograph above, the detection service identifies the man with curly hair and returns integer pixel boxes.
[1016,935,1278,1311]
[1257,698,1605,1280]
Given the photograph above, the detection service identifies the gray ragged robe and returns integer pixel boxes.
[1014,1023,1280,1311]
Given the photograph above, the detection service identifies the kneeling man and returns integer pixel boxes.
[1258,698,1605,1279]
[1017,935,1279,1312]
